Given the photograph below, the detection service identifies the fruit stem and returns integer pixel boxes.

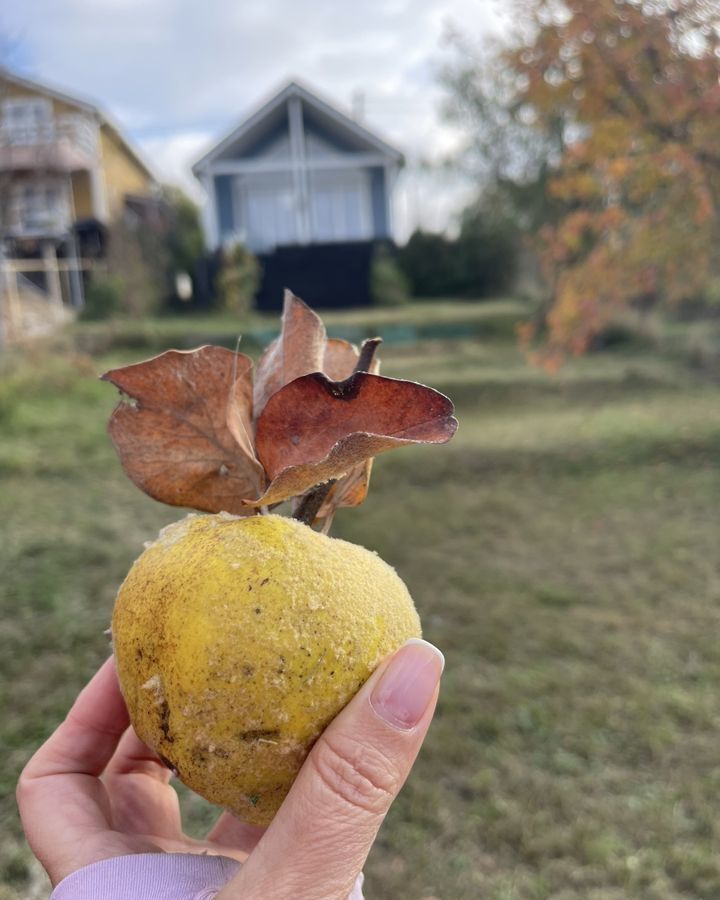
[292,339,381,529]
[355,337,382,374]
[294,480,336,526]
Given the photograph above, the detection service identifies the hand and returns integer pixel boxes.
[18,640,443,899]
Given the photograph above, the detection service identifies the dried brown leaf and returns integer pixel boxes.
[246,372,457,507]
[317,339,379,519]
[226,372,264,485]
[323,338,360,380]
[253,289,327,418]
[102,346,263,514]
[317,459,373,518]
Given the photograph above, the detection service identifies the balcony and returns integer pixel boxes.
[6,182,73,238]
[9,207,71,238]
[0,114,99,173]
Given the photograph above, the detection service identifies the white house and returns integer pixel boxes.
[192,80,404,254]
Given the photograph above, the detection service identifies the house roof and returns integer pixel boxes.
[192,78,404,175]
[0,67,157,183]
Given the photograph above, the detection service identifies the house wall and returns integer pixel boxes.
[71,170,93,219]
[2,78,153,225]
[215,175,236,238]
[99,127,154,220]
[369,167,388,238]
[1,81,82,119]
[213,165,387,249]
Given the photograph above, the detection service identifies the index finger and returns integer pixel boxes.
[22,656,130,780]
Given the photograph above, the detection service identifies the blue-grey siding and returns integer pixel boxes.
[215,175,235,238]
[370,167,388,238]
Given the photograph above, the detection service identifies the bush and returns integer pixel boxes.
[455,204,519,295]
[371,245,411,306]
[216,244,261,316]
[79,275,124,321]
[397,230,459,297]
[397,198,521,299]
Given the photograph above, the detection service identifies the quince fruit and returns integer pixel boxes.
[112,513,420,824]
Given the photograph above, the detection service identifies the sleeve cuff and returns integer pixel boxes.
[50,852,365,899]
[50,853,241,900]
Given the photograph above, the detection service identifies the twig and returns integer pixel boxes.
[355,337,382,374]
[294,480,336,525]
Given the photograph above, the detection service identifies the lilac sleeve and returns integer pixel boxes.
[50,853,366,899]
[50,854,240,900]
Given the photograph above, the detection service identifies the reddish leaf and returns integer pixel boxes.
[317,338,380,518]
[246,372,457,507]
[323,337,360,380]
[226,371,263,484]
[253,290,326,418]
[102,347,264,515]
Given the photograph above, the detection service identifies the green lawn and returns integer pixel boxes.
[1,305,719,899]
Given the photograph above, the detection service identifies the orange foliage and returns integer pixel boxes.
[502,0,720,357]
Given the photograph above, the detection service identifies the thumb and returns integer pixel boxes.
[217,638,444,900]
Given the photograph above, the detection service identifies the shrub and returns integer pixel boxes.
[216,244,261,316]
[371,245,411,306]
[397,199,521,299]
[80,275,124,321]
[397,230,459,297]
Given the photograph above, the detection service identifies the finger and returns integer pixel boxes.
[104,726,173,783]
[21,656,129,781]
[217,639,444,900]
[17,657,130,885]
[207,811,267,855]
[102,726,184,840]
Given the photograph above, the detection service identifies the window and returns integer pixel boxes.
[309,170,371,243]
[1,98,53,144]
[236,174,298,251]
[11,179,68,233]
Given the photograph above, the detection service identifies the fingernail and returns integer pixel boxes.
[370,639,445,730]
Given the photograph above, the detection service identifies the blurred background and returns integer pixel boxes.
[1,1,719,897]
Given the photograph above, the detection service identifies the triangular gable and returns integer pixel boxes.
[193,79,403,174]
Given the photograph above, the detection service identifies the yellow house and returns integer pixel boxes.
[0,67,156,243]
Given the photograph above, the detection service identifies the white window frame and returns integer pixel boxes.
[10,177,71,234]
[233,172,299,252]
[1,98,54,145]
[308,168,372,244]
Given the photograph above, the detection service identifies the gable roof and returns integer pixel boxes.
[0,67,157,183]
[192,79,404,174]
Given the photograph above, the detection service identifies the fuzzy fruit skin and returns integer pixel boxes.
[112,513,421,825]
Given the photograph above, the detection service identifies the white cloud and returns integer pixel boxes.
[137,131,211,200]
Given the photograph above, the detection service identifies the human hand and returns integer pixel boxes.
[18,639,443,899]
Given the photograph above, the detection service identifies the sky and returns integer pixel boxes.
[2,0,506,240]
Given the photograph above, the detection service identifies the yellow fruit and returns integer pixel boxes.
[112,512,421,825]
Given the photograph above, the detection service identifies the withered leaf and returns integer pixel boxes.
[318,458,373,519]
[253,290,327,419]
[318,338,379,518]
[323,337,360,381]
[226,371,264,483]
[102,346,264,515]
[246,372,457,507]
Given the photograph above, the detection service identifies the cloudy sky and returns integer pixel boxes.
[3,0,506,239]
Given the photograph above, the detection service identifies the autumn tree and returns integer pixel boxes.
[446,0,720,361]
